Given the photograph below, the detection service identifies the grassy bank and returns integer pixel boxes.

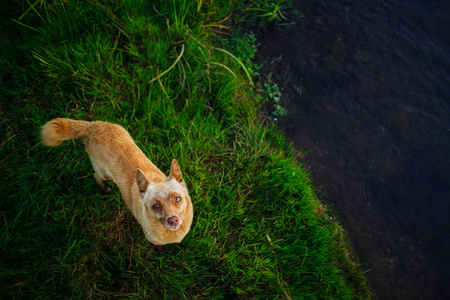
[0,0,371,298]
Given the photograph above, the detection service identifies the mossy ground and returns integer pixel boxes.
[0,0,372,298]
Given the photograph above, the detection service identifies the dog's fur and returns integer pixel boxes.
[41,118,193,247]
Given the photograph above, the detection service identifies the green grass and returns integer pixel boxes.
[0,0,372,298]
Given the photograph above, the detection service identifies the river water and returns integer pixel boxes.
[256,0,450,299]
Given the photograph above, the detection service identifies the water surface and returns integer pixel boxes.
[256,0,450,298]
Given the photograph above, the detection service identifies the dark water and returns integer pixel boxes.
[256,0,450,299]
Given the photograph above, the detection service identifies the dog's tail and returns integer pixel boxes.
[41,118,91,146]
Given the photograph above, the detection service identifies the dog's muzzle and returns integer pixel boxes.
[165,216,182,231]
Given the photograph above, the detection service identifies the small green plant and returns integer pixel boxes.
[223,31,261,78]
[244,0,288,24]
[262,82,286,118]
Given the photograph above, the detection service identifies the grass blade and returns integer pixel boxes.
[213,47,254,86]
[149,44,185,83]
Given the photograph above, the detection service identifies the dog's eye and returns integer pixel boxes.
[175,197,181,202]
[152,204,160,209]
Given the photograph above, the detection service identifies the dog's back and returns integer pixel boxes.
[42,118,166,187]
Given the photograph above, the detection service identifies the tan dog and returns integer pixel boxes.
[41,118,193,248]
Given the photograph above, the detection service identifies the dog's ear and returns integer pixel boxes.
[169,159,184,183]
[136,169,150,197]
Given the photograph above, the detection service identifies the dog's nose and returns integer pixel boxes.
[168,216,179,226]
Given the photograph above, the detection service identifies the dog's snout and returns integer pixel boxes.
[168,216,179,226]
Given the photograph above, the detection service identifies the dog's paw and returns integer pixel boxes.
[152,244,165,252]
[100,185,114,194]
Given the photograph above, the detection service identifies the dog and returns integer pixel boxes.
[41,118,193,249]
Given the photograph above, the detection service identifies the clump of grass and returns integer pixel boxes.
[261,82,286,119]
[0,0,372,299]
[244,0,289,23]
[223,31,261,77]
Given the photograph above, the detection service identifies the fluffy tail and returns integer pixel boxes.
[41,118,91,146]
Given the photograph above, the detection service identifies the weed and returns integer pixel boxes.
[223,31,261,77]
[244,0,288,23]
[261,82,286,119]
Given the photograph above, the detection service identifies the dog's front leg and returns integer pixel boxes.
[93,172,113,194]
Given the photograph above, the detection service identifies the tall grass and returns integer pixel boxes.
[0,0,372,298]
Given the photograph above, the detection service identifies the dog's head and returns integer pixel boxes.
[136,159,191,232]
